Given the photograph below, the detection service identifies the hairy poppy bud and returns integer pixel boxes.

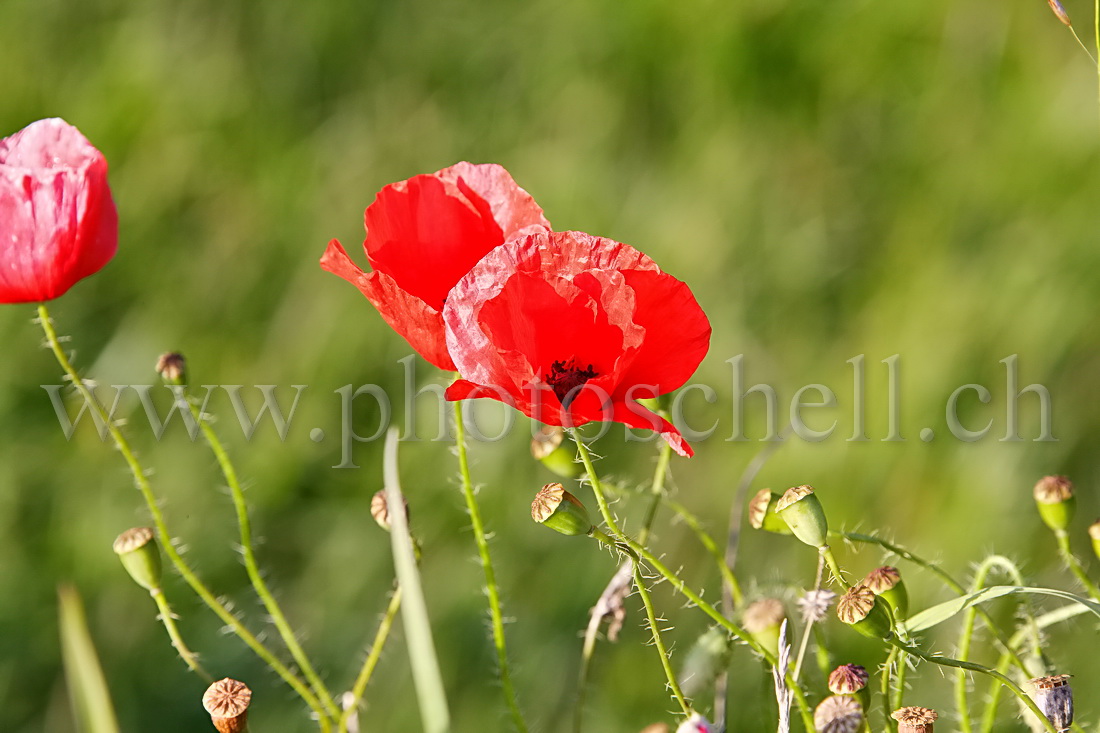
[203,678,251,733]
[530,425,579,478]
[743,598,786,657]
[1034,475,1075,532]
[863,566,909,618]
[891,706,938,733]
[776,485,829,547]
[155,352,187,385]
[1031,675,1074,732]
[836,585,893,640]
[748,489,792,534]
[678,626,731,698]
[112,527,162,592]
[814,695,864,733]
[532,483,592,536]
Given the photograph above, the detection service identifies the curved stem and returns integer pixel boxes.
[836,531,1032,675]
[1054,529,1100,603]
[189,398,338,718]
[662,497,743,608]
[885,637,1059,733]
[881,646,898,733]
[587,529,690,715]
[36,305,329,722]
[570,431,816,732]
[149,588,211,682]
[340,586,403,732]
[820,546,850,590]
[453,404,527,732]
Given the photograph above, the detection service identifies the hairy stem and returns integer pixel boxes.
[149,588,211,681]
[36,305,328,722]
[340,586,403,732]
[453,404,527,732]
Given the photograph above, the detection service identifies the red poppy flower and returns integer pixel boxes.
[0,118,118,303]
[443,230,711,457]
[320,162,549,370]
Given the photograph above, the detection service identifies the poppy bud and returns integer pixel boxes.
[155,352,187,385]
[1089,520,1100,561]
[836,585,894,640]
[863,566,909,619]
[1034,475,1075,532]
[814,695,864,733]
[112,527,162,592]
[530,426,579,478]
[370,489,409,532]
[532,483,592,536]
[1031,675,1074,732]
[202,678,251,733]
[678,626,731,698]
[748,489,792,534]
[743,598,786,657]
[776,485,829,548]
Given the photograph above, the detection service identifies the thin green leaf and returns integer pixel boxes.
[58,585,121,733]
[384,428,450,733]
[904,585,1100,634]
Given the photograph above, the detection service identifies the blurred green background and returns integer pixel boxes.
[1,0,1098,730]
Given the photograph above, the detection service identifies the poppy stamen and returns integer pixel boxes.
[547,359,598,408]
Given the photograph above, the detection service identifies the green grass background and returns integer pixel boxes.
[1,0,1098,730]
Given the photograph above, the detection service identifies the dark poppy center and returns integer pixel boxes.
[546,359,599,408]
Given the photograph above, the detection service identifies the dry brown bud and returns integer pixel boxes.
[203,678,251,733]
[814,695,863,733]
[828,663,869,695]
[863,566,900,593]
[155,352,187,383]
[891,706,938,733]
[370,490,408,532]
[836,586,876,625]
[1034,475,1074,503]
[743,598,786,633]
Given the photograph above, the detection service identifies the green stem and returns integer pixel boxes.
[587,528,689,715]
[820,545,850,590]
[36,305,329,723]
[189,398,338,718]
[885,637,1060,733]
[340,586,403,732]
[836,531,1032,675]
[1054,529,1100,603]
[453,404,526,732]
[662,497,743,608]
[570,431,816,732]
[881,646,897,733]
[149,588,211,682]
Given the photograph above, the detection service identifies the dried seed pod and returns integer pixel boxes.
[863,565,909,618]
[814,694,864,733]
[836,585,893,640]
[203,678,251,733]
[891,706,938,733]
[1031,674,1074,732]
[531,483,592,536]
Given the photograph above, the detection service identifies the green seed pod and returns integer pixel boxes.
[836,585,894,640]
[530,426,580,478]
[1034,475,1076,532]
[531,483,592,536]
[776,485,829,548]
[748,489,792,535]
[677,626,731,699]
[113,527,162,592]
[863,566,909,619]
[742,598,786,658]
[1088,520,1100,561]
